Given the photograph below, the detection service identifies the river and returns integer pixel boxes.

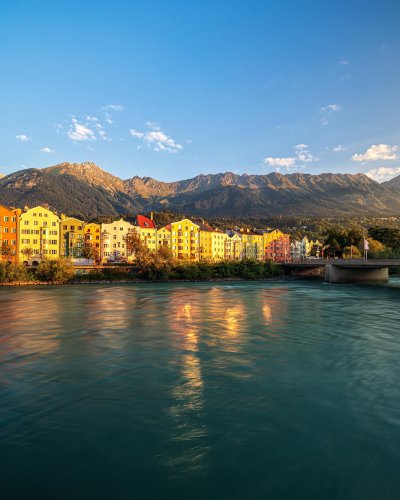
[1,280,400,499]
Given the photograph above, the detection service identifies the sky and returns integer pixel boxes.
[1,0,400,182]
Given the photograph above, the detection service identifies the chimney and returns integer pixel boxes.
[150,212,154,221]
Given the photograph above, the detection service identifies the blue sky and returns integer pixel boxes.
[1,0,399,182]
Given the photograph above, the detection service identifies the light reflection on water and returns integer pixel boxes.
[1,280,400,499]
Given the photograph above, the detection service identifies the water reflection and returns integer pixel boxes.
[166,289,207,474]
[0,290,62,359]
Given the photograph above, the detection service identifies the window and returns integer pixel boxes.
[12,217,16,222]
[52,222,56,227]
[34,221,38,226]
[4,216,9,222]
[24,221,29,225]
[44,213,48,217]
[39,213,42,217]
[43,222,48,226]
[63,225,67,230]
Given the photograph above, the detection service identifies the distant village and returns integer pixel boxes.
[0,203,322,265]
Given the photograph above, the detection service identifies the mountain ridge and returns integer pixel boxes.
[1,162,399,218]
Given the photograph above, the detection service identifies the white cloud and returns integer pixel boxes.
[16,134,31,142]
[101,104,124,112]
[263,144,317,171]
[320,103,342,125]
[67,118,96,142]
[352,144,399,162]
[85,115,98,122]
[129,124,182,153]
[366,167,400,183]
[40,147,53,153]
[263,157,296,168]
[339,60,350,65]
[333,144,347,152]
[294,143,316,163]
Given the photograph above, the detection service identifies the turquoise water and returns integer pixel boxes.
[1,280,400,499]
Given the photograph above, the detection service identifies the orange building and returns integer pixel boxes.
[0,204,20,263]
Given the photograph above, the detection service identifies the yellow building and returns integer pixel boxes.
[199,223,213,261]
[211,230,229,261]
[134,214,157,251]
[101,218,135,261]
[157,224,171,249]
[83,223,101,258]
[170,218,200,261]
[238,229,263,260]
[60,216,85,258]
[19,205,60,263]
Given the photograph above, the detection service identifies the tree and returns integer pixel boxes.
[21,247,34,261]
[36,258,75,283]
[342,245,362,259]
[368,227,400,252]
[0,242,14,261]
[82,243,99,261]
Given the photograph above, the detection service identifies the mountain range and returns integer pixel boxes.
[1,162,400,218]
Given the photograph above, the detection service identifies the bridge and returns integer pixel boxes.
[282,259,400,284]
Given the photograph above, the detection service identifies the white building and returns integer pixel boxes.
[101,218,136,261]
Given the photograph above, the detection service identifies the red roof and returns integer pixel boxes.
[136,214,156,229]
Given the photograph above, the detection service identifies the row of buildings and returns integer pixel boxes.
[0,203,321,264]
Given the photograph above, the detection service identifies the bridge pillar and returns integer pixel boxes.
[325,265,389,284]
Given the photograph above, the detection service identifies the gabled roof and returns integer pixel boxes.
[136,214,156,229]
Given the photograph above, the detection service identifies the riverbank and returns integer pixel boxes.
[0,259,282,285]
[0,276,285,286]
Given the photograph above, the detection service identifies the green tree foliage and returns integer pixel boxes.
[0,262,32,283]
[368,227,400,252]
[36,258,75,283]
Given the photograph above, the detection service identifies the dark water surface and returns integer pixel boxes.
[1,281,400,499]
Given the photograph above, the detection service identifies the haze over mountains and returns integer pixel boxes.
[1,162,400,219]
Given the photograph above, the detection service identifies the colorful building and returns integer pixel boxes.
[157,224,171,249]
[19,205,60,263]
[290,236,322,261]
[60,216,85,258]
[199,223,213,260]
[211,229,228,261]
[0,204,20,263]
[170,218,200,261]
[225,231,242,260]
[237,229,263,260]
[134,214,157,251]
[83,223,101,259]
[262,229,290,262]
[101,218,135,261]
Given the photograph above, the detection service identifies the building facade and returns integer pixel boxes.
[263,229,290,262]
[170,219,200,261]
[101,218,135,261]
[134,214,157,251]
[60,216,85,258]
[19,206,60,263]
[238,229,263,260]
[157,225,171,249]
[0,205,19,263]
